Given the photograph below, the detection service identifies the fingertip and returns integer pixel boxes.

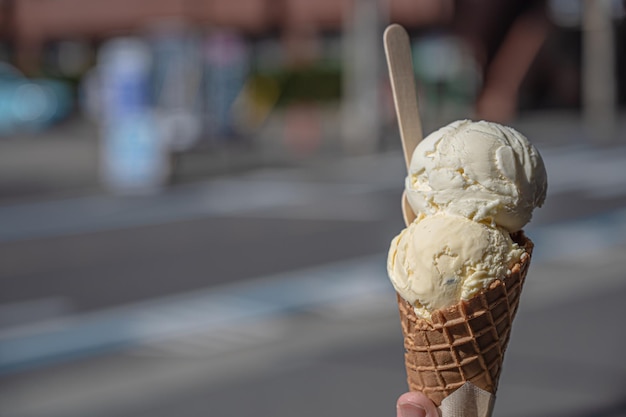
[396,392,439,417]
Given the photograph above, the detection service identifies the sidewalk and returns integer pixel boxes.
[0,110,624,204]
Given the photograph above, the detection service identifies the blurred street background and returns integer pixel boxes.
[1,0,626,416]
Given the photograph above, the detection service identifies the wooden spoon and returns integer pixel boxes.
[383,24,423,226]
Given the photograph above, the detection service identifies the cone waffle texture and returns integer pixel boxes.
[397,231,533,406]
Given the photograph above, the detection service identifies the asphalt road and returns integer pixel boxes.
[1,143,626,417]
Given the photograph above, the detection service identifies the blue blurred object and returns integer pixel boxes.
[98,37,169,194]
[0,62,73,136]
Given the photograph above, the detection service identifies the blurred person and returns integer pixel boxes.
[451,0,551,122]
[203,29,250,142]
[396,392,439,417]
[149,24,204,152]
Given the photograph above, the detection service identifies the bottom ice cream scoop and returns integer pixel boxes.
[387,213,525,320]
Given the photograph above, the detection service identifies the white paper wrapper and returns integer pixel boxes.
[439,383,495,417]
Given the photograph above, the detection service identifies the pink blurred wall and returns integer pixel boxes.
[12,0,451,72]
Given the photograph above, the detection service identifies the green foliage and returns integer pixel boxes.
[254,64,341,107]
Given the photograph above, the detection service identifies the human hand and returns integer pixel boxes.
[396,392,439,417]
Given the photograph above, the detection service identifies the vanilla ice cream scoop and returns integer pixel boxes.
[405,120,547,232]
[387,213,525,320]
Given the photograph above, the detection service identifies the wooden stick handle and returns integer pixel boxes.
[383,24,423,171]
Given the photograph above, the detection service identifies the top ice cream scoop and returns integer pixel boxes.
[405,120,547,232]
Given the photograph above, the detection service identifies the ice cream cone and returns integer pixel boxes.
[396,231,533,406]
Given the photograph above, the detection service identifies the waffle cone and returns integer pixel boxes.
[397,231,533,406]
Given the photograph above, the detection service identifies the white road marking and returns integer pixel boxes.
[0,179,385,243]
[540,144,626,197]
[0,255,390,373]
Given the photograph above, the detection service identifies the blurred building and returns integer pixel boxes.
[7,0,450,73]
[2,0,624,139]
